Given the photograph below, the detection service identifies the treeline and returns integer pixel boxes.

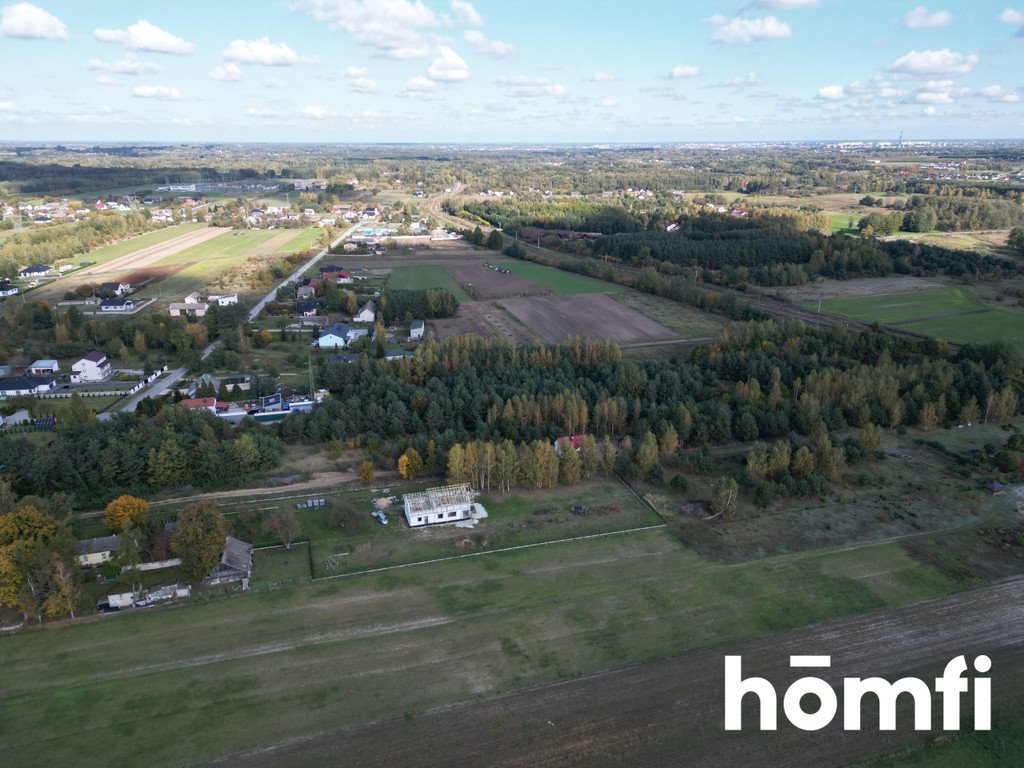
[0,212,160,277]
[377,288,458,323]
[0,299,250,372]
[0,493,80,621]
[863,194,1024,232]
[908,181,1024,203]
[271,329,1021,483]
[0,407,285,507]
[454,199,643,234]
[589,213,1016,285]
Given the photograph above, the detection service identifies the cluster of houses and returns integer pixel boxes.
[76,529,255,611]
[168,291,238,318]
[0,351,113,397]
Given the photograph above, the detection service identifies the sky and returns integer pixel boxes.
[0,0,1021,143]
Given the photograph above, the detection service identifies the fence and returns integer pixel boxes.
[34,366,168,399]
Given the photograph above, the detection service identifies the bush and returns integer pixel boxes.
[669,474,689,492]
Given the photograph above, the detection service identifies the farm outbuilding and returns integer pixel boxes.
[403,484,474,527]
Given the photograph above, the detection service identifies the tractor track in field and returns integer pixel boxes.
[193,577,1024,768]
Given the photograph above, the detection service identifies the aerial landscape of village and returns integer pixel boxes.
[1,1,1024,766]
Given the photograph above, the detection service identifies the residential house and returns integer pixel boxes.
[179,397,229,413]
[403,484,475,527]
[19,264,50,278]
[223,374,251,392]
[353,299,376,323]
[100,298,135,312]
[99,281,132,297]
[319,322,367,349]
[296,286,315,300]
[71,351,112,383]
[207,536,253,586]
[553,435,588,457]
[27,359,59,375]
[169,291,209,317]
[334,271,353,284]
[409,320,425,341]
[296,300,317,317]
[75,534,121,567]
[0,282,18,297]
[186,372,221,397]
[0,376,56,396]
[206,293,238,306]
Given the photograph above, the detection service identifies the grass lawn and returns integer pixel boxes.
[388,264,472,300]
[275,227,324,254]
[805,287,1024,346]
[250,544,313,588]
[829,212,860,235]
[307,479,662,577]
[0,528,970,768]
[502,261,625,295]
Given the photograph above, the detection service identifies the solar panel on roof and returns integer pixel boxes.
[33,417,56,430]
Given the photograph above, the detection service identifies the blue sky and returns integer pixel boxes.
[0,0,1021,142]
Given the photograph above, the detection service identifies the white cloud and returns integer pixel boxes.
[596,98,618,108]
[223,37,307,66]
[817,84,846,100]
[463,30,516,57]
[589,71,618,82]
[303,104,336,119]
[95,75,118,86]
[0,101,14,110]
[426,45,470,81]
[87,53,160,75]
[980,84,1021,102]
[132,84,182,100]
[747,0,817,8]
[706,15,791,44]
[209,63,243,81]
[0,3,66,38]
[95,20,195,54]
[246,107,277,118]
[450,0,483,26]
[902,6,952,28]
[888,49,978,76]
[497,76,568,98]
[295,0,440,59]
[349,77,378,93]
[670,64,701,78]
[343,65,368,78]
[263,78,288,89]
[718,72,765,88]
[403,75,437,95]
[997,8,1024,23]
[916,90,953,103]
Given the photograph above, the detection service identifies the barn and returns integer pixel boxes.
[403,484,474,527]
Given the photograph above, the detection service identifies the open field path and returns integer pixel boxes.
[196,577,1024,768]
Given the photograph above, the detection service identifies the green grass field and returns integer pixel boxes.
[388,265,472,300]
[132,229,279,298]
[275,227,324,254]
[804,287,1024,346]
[611,290,726,340]
[75,222,206,268]
[502,261,624,295]
[0,528,968,768]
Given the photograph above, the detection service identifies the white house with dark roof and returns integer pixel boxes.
[75,534,121,567]
[353,299,376,323]
[71,351,112,383]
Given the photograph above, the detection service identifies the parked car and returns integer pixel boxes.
[371,510,389,525]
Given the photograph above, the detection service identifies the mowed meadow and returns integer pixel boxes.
[0,528,969,768]
[804,286,1024,347]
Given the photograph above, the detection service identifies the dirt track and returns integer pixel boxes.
[199,578,1024,768]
